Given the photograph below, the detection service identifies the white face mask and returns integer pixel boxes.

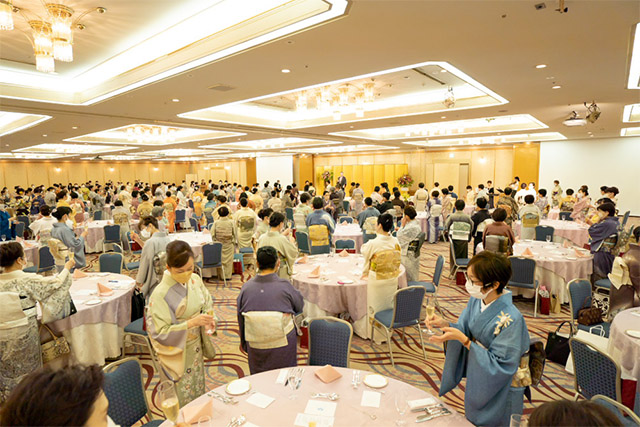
[65,219,74,228]
[465,278,487,300]
[141,228,151,238]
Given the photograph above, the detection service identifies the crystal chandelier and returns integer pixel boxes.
[292,81,378,120]
[0,2,106,73]
[125,125,178,144]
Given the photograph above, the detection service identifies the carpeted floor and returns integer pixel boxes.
[91,239,578,423]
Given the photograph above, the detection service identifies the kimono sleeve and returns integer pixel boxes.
[439,303,474,396]
[147,293,188,348]
[25,269,72,307]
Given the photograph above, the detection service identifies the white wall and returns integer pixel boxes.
[539,137,640,215]
[256,155,294,187]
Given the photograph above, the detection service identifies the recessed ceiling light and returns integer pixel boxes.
[441,116,447,119]
[281,69,291,73]
[440,69,447,73]
[552,85,561,89]
[72,126,78,129]
[172,98,180,102]
[42,134,47,137]
[535,64,547,69]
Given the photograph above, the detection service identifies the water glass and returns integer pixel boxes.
[394,390,408,426]
[287,370,298,400]
[1,234,5,241]
[545,235,551,243]
[510,414,528,427]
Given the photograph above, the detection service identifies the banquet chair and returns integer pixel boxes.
[174,209,186,230]
[308,317,353,368]
[103,358,164,427]
[23,246,56,275]
[363,232,377,244]
[559,211,573,221]
[342,200,350,213]
[507,256,540,317]
[103,224,121,252]
[285,207,294,227]
[295,231,310,254]
[591,395,640,425]
[16,215,30,238]
[569,337,621,402]
[111,243,140,271]
[567,278,611,337]
[197,242,226,286]
[408,254,445,313]
[338,216,353,224]
[335,239,356,253]
[99,252,123,274]
[93,210,103,220]
[14,221,25,240]
[535,225,555,242]
[126,231,142,255]
[371,286,427,367]
[189,217,200,232]
[448,235,469,278]
[621,211,630,229]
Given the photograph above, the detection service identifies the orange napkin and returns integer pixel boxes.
[522,248,534,257]
[308,266,321,278]
[97,282,114,296]
[72,269,88,279]
[563,240,571,248]
[339,250,350,257]
[575,248,587,258]
[182,399,214,424]
[314,365,342,384]
[340,221,349,226]
[16,236,23,243]
[23,241,34,248]
[297,255,308,264]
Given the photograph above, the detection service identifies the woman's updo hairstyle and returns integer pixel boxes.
[0,241,24,267]
[377,213,394,232]
[166,240,195,268]
[51,206,72,221]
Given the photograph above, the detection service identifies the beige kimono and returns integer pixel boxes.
[212,217,236,279]
[234,207,258,249]
[257,231,298,280]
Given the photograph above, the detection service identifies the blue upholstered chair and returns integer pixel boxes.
[559,211,573,221]
[196,242,225,285]
[23,246,56,275]
[103,224,121,252]
[567,279,611,337]
[448,235,469,278]
[408,254,445,311]
[591,394,640,425]
[308,317,353,368]
[99,252,123,274]
[535,225,555,242]
[508,256,540,317]
[111,243,140,271]
[338,216,353,224]
[335,239,356,253]
[93,210,103,220]
[569,337,621,402]
[296,231,310,254]
[174,209,186,230]
[363,232,377,244]
[14,222,25,240]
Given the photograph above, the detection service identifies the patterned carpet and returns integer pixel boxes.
[89,239,577,423]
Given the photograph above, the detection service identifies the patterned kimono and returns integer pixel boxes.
[147,271,216,406]
[426,198,443,243]
[257,231,298,280]
[0,269,72,403]
[551,184,563,208]
[588,216,620,282]
[212,217,236,279]
[361,234,402,341]
[352,188,365,215]
[163,196,177,232]
[136,231,172,299]
[293,204,313,233]
[534,196,549,219]
[396,220,423,282]
[440,292,530,426]
[234,208,258,249]
[414,188,429,212]
[570,196,591,222]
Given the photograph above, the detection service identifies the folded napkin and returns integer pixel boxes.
[308,266,321,278]
[575,248,587,258]
[340,221,349,226]
[16,236,23,243]
[73,269,88,279]
[522,248,534,257]
[182,399,214,424]
[563,240,571,248]
[297,255,308,264]
[314,365,342,383]
[97,282,114,296]
[23,241,34,248]
[339,250,350,257]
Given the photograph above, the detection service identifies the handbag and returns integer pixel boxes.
[131,288,145,322]
[545,321,572,365]
[577,296,603,326]
[40,323,70,364]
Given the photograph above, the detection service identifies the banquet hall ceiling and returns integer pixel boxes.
[1,0,639,160]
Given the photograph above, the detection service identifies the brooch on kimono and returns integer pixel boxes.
[493,311,513,336]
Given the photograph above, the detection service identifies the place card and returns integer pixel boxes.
[275,368,289,384]
[304,400,337,417]
[294,413,334,427]
[360,390,381,408]
[246,392,275,409]
[408,397,437,409]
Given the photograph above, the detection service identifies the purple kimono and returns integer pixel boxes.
[588,216,620,281]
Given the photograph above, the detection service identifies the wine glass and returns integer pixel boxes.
[394,389,409,426]
[159,380,180,425]
[205,308,215,336]
[423,296,436,335]
[287,369,298,400]
[545,235,551,243]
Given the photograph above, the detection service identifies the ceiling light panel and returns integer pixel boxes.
[0,152,72,159]
[206,151,286,159]
[283,144,396,154]
[402,132,566,148]
[331,114,547,140]
[153,156,209,162]
[13,143,133,154]
[65,124,244,146]
[136,148,230,157]
[620,127,640,136]
[180,61,508,129]
[201,137,343,150]
[628,23,640,89]
[79,154,156,161]
[622,103,640,122]
[0,111,52,137]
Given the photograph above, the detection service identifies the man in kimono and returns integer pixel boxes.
[444,199,473,260]
[428,251,530,426]
[414,183,429,212]
[135,216,171,299]
[551,180,563,208]
[257,212,298,280]
[518,195,541,240]
[588,202,620,282]
[212,206,236,280]
[357,198,380,230]
[234,197,258,250]
[370,186,383,206]
[352,183,365,215]
[426,191,443,243]
[306,197,335,248]
[396,206,423,282]
[237,246,304,374]
[293,193,313,233]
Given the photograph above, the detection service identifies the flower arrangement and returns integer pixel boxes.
[321,170,333,183]
[396,174,414,187]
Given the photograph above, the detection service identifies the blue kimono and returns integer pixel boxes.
[50,222,87,269]
[588,216,620,280]
[0,210,14,240]
[426,198,443,243]
[440,292,530,426]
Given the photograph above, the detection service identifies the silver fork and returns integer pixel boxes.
[296,368,305,389]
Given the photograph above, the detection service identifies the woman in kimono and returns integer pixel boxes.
[146,240,217,406]
[551,180,563,208]
[0,242,74,403]
[163,191,177,232]
[570,186,591,222]
[396,206,423,282]
[428,251,530,426]
[441,188,453,223]
[588,202,620,282]
[361,213,402,341]
[51,206,88,269]
[426,191,443,243]
[234,198,258,250]
[257,212,298,280]
[135,216,172,300]
[211,206,236,280]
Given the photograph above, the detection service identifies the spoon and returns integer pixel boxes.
[311,392,339,401]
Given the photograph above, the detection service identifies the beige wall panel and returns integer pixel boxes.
[4,164,28,189]
[434,163,459,192]
[470,150,496,186]
[149,166,163,183]
[136,164,150,184]
[119,163,136,184]
[26,164,49,187]
[49,165,68,185]
[494,149,514,188]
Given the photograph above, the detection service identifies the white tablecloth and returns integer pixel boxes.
[333,223,363,253]
[74,219,139,253]
[608,308,640,379]
[513,219,590,248]
[170,232,217,277]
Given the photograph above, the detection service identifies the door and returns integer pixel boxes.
[459,163,469,191]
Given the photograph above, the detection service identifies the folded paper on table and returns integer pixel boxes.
[275,369,288,384]
[72,269,88,279]
[308,266,321,278]
[563,240,571,248]
[574,248,587,257]
[297,255,308,264]
[246,392,275,409]
[522,248,534,257]
[182,399,214,424]
[361,390,381,408]
[408,397,437,409]
[97,282,114,296]
[314,365,342,384]
[339,250,349,257]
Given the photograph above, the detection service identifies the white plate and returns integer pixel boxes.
[338,279,354,284]
[625,330,640,339]
[565,257,577,261]
[363,374,388,389]
[225,379,251,395]
[84,299,102,305]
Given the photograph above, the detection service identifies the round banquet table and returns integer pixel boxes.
[169,231,218,277]
[547,208,560,220]
[162,366,470,427]
[608,308,640,379]
[292,253,407,340]
[333,223,363,253]
[47,272,134,366]
[74,219,139,253]
[513,219,590,248]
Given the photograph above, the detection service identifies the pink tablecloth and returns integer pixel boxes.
[74,219,139,253]
[417,211,428,233]
[548,208,560,220]
[170,232,216,276]
[463,206,475,216]
[164,366,471,427]
[513,219,590,248]
[608,308,640,379]
[333,224,364,253]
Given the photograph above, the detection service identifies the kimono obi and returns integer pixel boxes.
[429,203,442,217]
[163,202,175,213]
[113,213,129,227]
[293,212,307,229]
[215,222,234,242]
[363,217,378,234]
[450,222,471,241]
[242,311,294,349]
[238,216,256,232]
[0,292,30,338]
[521,212,540,228]
[353,193,364,201]
[472,336,532,389]
[309,224,330,246]
[370,249,401,280]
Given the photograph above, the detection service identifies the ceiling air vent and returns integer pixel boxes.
[208,84,235,92]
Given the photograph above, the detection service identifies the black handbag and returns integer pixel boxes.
[131,288,145,322]
[545,321,573,365]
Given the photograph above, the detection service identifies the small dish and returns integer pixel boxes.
[84,299,102,305]
[565,256,577,261]
[225,379,251,395]
[625,330,640,339]
[363,374,388,389]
